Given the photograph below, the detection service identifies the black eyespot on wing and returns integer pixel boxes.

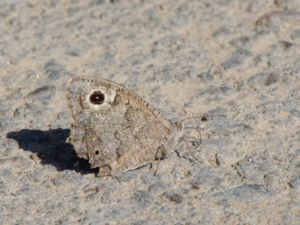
[89,91,105,105]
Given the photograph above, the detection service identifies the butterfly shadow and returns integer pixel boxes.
[6,128,99,175]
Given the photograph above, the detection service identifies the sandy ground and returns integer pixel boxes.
[0,0,300,224]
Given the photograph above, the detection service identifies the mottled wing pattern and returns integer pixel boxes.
[67,77,175,175]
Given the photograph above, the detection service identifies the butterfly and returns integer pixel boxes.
[67,77,185,176]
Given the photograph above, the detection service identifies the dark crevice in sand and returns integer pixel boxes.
[6,128,98,175]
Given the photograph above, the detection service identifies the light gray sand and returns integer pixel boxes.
[1,0,300,224]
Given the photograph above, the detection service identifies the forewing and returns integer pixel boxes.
[68,77,175,173]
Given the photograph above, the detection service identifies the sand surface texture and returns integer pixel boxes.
[1,0,300,224]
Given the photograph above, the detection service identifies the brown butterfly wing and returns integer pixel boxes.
[68,77,175,174]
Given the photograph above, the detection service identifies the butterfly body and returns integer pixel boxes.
[68,77,180,176]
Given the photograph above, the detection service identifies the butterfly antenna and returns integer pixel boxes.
[178,114,227,125]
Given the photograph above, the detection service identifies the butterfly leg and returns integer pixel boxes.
[155,145,167,160]
[153,145,167,176]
